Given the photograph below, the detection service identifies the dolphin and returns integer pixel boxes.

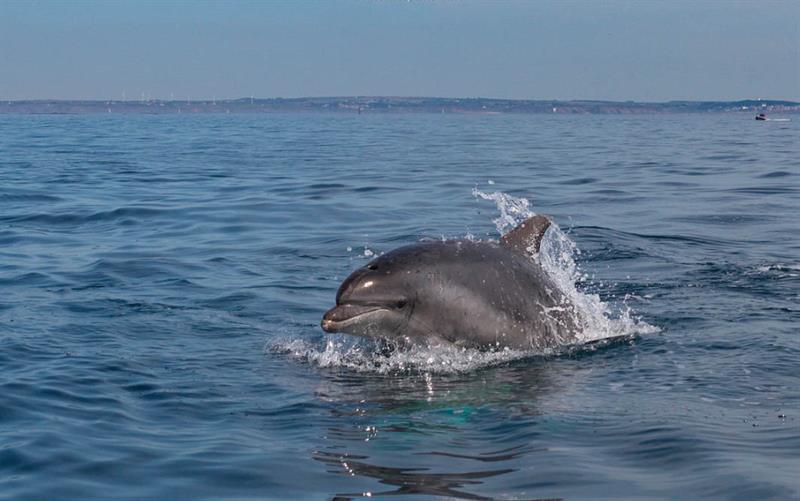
[321,216,582,351]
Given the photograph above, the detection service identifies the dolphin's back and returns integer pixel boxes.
[380,239,580,350]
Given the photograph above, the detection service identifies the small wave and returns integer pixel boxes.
[757,170,794,179]
[725,186,797,195]
[0,206,173,226]
[753,263,800,278]
[0,193,63,203]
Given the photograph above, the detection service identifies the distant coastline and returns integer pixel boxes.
[1,97,798,115]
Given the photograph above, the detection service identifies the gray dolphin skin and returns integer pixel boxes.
[321,216,582,351]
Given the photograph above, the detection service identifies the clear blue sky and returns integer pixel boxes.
[1,0,798,101]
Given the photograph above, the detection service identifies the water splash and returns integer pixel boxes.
[269,336,548,374]
[280,189,657,373]
[347,245,379,259]
[473,188,658,344]
[471,187,532,234]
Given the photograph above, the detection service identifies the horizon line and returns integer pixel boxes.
[2,96,799,105]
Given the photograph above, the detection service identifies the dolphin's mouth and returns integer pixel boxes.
[321,303,391,333]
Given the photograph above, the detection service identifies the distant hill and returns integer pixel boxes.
[1,97,798,115]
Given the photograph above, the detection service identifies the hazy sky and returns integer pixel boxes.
[1,0,798,101]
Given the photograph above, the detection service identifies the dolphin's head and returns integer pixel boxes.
[321,251,419,341]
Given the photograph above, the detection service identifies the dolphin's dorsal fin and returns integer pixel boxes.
[500,215,551,255]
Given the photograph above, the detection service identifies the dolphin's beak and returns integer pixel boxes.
[321,304,387,333]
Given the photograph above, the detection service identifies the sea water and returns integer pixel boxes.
[0,112,797,499]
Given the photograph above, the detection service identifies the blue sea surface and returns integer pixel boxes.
[0,113,798,499]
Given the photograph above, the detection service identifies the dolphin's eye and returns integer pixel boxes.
[367,264,378,271]
[396,300,407,309]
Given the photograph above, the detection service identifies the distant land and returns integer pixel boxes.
[1,97,798,115]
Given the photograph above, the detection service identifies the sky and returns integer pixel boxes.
[1,0,798,102]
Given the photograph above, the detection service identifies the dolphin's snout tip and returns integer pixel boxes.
[321,307,337,332]
[321,304,383,333]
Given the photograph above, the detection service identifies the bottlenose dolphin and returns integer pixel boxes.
[321,216,582,351]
